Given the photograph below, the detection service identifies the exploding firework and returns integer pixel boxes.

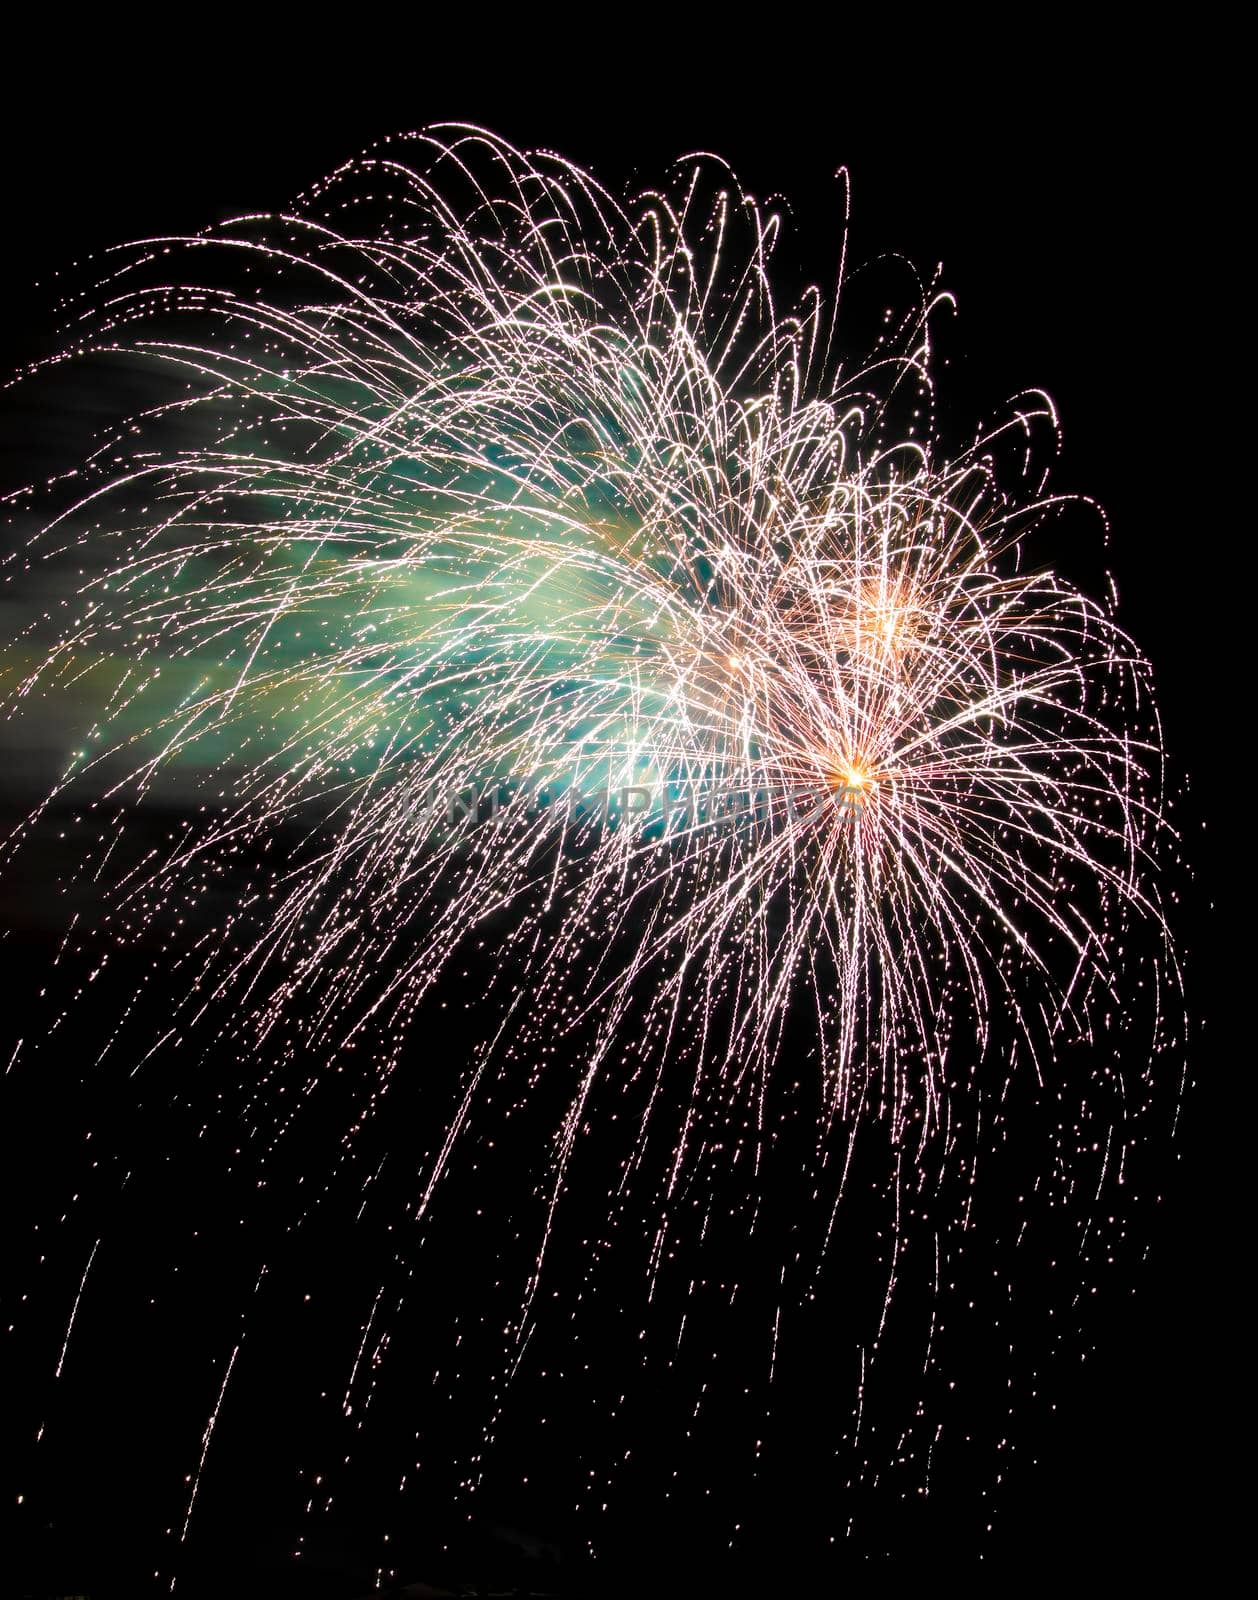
[0,128,1182,1581]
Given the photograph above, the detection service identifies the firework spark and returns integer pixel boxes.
[1,128,1181,1579]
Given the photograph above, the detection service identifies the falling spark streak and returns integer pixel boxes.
[54,1237,99,1379]
[177,1341,241,1554]
[0,126,1183,1559]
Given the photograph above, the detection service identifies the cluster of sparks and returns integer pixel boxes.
[0,128,1181,1579]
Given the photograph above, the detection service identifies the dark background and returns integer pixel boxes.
[0,26,1237,1596]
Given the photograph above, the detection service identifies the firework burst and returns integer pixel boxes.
[1,128,1181,1577]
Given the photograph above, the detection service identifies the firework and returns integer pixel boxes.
[1,128,1181,1578]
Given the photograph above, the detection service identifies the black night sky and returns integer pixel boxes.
[0,27,1236,1598]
